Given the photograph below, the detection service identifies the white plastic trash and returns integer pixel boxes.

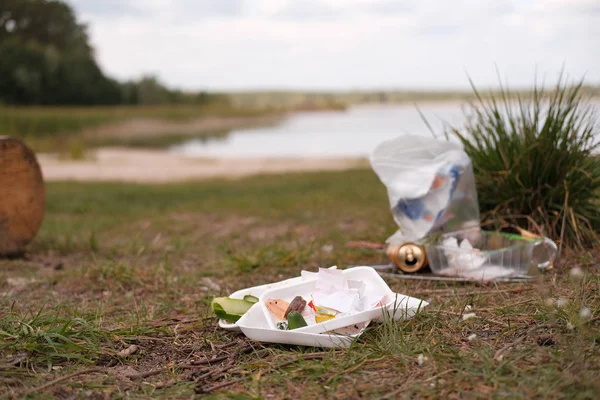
[236,305,366,348]
[218,266,339,331]
[422,227,558,282]
[370,135,480,243]
[219,266,429,348]
[259,267,396,334]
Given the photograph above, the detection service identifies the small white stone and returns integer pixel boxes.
[579,307,592,320]
[462,312,477,321]
[117,344,139,358]
[556,298,568,308]
[544,298,555,307]
[6,277,31,288]
[464,305,473,312]
[569,267,584,279]
[417,354,428,366]
[201,277,221,292]
[321,244,334,253]
[467,334,477,341]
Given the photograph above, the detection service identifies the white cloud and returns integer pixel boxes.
[67,0,599,90]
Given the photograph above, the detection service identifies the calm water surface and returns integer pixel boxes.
[173,101,599,158]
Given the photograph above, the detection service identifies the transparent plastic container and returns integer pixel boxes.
[422,228,557,280]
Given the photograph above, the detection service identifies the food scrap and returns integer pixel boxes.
[276,321,289,330]
[312,303,337,323]
[287,311,308,330]
[211,296,256,323]
[265,299,290,320]
[265,296,310,330]
[284,296,307,318]
[264,268,387,331]
[214,266,429,348]
[243,295,259,303]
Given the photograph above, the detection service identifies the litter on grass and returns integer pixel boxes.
[370,135,480,244]
[422,227,557,282]
[215,266,428,348]
[370,135,557,281]
[213,134,560,344]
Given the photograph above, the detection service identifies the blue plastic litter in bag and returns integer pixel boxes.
[370,135,480,244]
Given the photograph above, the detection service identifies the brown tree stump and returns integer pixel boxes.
[0,137,45,255]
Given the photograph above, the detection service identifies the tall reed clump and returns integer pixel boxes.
[448,76,600,249]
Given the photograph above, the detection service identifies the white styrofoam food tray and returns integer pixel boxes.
[237,292,427,347]
[258,266,397,334]
[236,304,366,348]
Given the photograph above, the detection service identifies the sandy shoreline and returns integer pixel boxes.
[38,148,368,183]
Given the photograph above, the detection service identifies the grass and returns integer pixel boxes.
[446,76,600,248]
[84,130,231,150]
[0,103,275,153]
[0,304,109,367]
[0,169,598,399]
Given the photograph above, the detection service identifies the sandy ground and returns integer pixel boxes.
[38,148,367,183]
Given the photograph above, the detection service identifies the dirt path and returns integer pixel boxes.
[38,148,367,183]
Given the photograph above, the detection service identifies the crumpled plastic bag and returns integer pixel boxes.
[370,135,480,243]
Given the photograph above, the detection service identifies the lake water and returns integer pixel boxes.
[172,101,599,158]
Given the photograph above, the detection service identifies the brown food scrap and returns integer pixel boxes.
[284,296,307,319]
[265,299,290,320]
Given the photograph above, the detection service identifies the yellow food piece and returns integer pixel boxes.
[315,306,337,315]
[315,314,335,323]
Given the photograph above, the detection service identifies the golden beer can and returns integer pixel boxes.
[386,243,428,273]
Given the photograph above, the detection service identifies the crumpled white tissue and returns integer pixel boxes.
[308,268,384,314]
[438,237,514,281]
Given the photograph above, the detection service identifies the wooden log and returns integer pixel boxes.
[0,137,45,255]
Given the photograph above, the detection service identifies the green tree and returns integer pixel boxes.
[0,0,121,105]
[1,0,89,53]
[136,76,171,105]
[0,39,51,104]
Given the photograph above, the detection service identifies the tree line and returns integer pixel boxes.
[0,0,220,106]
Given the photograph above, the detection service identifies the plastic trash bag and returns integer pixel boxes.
[370,135,480,244]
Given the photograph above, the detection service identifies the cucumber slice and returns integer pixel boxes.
[243,295,259,304]
[287,311,308,330]
[212,297,254,323]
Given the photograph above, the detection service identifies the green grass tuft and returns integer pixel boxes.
[447,74,600,248]
[0,304,108,368]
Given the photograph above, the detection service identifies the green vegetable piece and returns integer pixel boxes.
[243,295,259,303]
[287,311,308,330]
[211,297,254,323]
[212,302,241,323]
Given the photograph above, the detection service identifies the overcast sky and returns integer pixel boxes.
[67,0,598,91]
